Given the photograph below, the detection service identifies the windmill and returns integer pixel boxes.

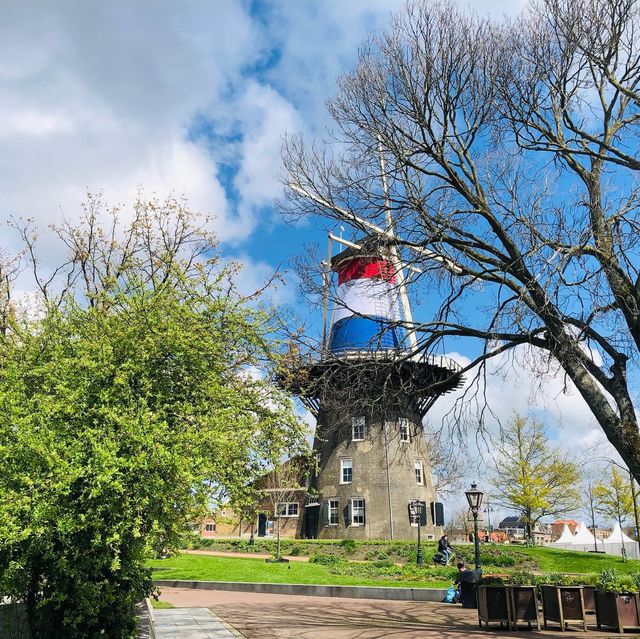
[281,165,464,540]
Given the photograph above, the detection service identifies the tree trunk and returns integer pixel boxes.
[630,475,640,557]
[276,515,281,560]
[619,514,628,562]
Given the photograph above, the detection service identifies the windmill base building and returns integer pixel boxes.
[284,237,462,540]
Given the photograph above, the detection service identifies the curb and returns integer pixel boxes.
[154,580,448,602]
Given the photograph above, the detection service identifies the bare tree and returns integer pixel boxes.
[261,458,307,560]
[424,425,466,496]
[445,506,472,542]
[0,253,20,336]
[281,0,640,481]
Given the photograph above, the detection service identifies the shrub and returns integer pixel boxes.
[340,539,357,554]
[309,553,342,565]
[508,570,537,586]
[538,572,569,586]
[329,561,456,581]
[480,551,516,567]
[479,576,505,586]
[580,573,599,586]
[597,568,639,594]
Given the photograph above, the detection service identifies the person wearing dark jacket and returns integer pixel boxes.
[438,534,453,564]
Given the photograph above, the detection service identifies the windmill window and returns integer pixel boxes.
[414,460,424,485]
[350,498,365,526]
[399,418,410,442]
[341,458,353,484]
[352,416,365,441]
[329,499,339,525]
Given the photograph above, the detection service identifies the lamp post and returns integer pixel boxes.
[483,501,494,542]
[465,482,484,571]
[409,500,425,565]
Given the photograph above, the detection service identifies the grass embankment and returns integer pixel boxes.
[518,546,640,575]
[151,539,640,589]
[184,537,640,574]
[150,545,640,589]
[149,553,453,589]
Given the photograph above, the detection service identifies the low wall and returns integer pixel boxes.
[155,580,448,602]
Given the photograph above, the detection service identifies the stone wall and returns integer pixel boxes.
[313,412,442,540]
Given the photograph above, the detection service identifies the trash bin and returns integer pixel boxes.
[458,569,482,609]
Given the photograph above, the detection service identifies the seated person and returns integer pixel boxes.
[438,534,453,564]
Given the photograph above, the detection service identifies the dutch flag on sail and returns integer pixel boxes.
[329,255,404,353]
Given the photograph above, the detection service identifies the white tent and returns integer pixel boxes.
[602,522,639,559]
[604,522,635,544]
[570,522,603,551]
[553,523,575,545]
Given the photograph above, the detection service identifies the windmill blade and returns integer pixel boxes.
[290,183,462,273]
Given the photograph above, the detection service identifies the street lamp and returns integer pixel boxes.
[483,501,494,542]
[465,482,484,571]
[409,500,425,565]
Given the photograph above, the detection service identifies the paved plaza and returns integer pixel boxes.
[153,607,242,639]
[157,587,637,639]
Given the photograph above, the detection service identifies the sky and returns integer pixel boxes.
[1,0,617,519]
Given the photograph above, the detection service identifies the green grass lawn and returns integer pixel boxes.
[153,543,640,589]
[148,553,452,589]
[514,545,640,575]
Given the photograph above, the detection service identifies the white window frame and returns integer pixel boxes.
[328,498,339,525]
[204,523,215,532]
[414,460,424,485]
[351,498,365,527]
[276,502,299,517]
[352,416,365,441]
[341,458,353,484]
[399,418,410,443]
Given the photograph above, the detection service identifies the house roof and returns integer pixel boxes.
[498,516,526,528]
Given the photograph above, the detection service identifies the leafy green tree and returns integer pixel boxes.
[490,414,580,543]
[593,465,635,559]
[0,196,306,638]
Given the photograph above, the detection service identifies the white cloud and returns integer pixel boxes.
[0,0,532,263]
[425,344,614,464]
[0,1,265,249]
[229,253,296,307]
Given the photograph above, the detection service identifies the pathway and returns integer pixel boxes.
[158,587,632,639]
[153,608,244,639]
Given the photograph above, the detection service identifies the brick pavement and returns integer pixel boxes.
[158,587,638,639]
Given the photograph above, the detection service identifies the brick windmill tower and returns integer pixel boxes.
[284,230,463,540]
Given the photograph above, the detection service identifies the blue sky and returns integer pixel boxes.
[0,0,616,514]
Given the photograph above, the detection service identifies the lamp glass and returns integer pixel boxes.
[465,482,484,512]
